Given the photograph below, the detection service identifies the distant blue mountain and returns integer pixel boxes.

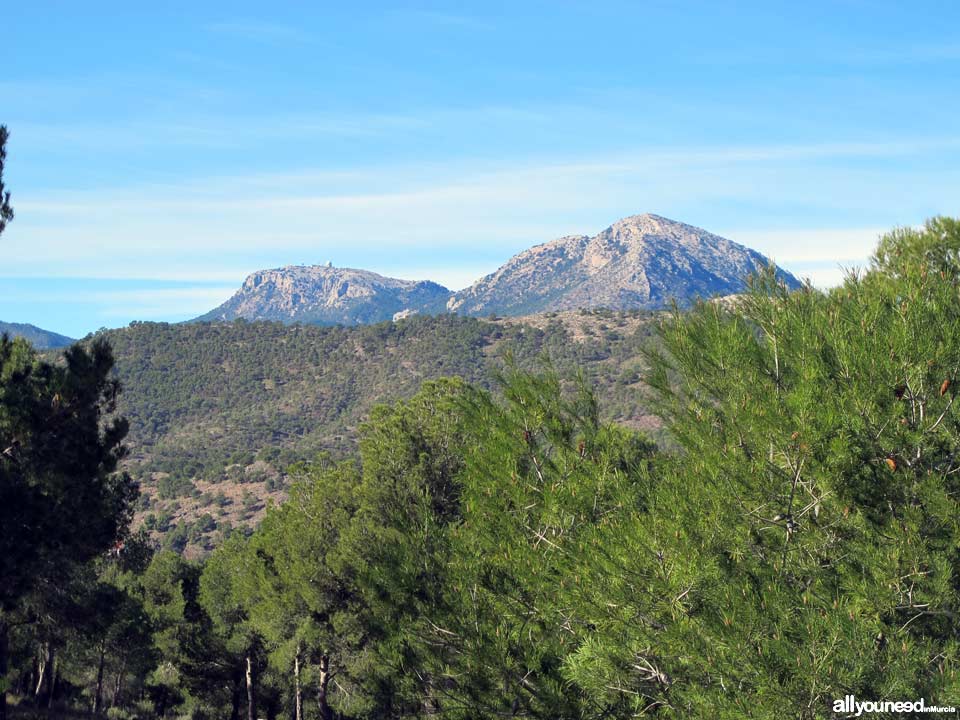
[0,321,76,349]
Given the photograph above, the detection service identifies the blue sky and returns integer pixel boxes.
[4,1,960,337]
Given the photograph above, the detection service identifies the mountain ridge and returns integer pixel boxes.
[194,214,802,325]
[0,321,76,349]
[196,265,451,325]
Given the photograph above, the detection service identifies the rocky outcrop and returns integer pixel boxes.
[196,266,451,325]
[448,214,801,316]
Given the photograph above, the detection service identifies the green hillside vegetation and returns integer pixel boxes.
[78,311,660,554]
[6,217,960,719]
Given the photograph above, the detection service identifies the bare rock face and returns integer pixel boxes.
[196,266,451,325]
[447,214,801,316]
[195,214,801,326]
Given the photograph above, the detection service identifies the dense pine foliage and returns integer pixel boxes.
[0,337,138,720]
[4,218,960,718]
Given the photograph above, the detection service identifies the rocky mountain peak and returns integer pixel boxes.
[447,213,800,316]
[196,265,451,325]
[194,214,801,326]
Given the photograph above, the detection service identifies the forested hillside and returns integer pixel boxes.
[81,310,661,554]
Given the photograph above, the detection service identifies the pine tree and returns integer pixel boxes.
[0,338,136,720]
[231,378,479,718]
[140,550,245,717]
[0,125,13,237]
[200,535,269,720]
[560,220,960,717]
[438,366,657,719]
[335,377,476,717]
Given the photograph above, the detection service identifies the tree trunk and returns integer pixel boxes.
[229,672,242,720]
[34,644,46,698]
[46,650,57,710]
[92,642,106,714]
[293,645,302,720]
[316,655,332,720]
[245,654,257,720]
[0,620,8,720]
[33,642,57,708]
[156,687,168,719]
[111,656,126,708]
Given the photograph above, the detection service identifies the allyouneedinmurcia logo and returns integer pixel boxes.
[832,695,957,716]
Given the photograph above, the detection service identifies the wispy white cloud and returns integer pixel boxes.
[18,101,960,157]
[722,228,884,264]
[92,287,238,318]
[88,286,237,304]
[793,266,855,289]
[387,267,494,292]
[6,137,957,297]
[0,283,236,305]
[17,134,960,213]
[13,113,423,152]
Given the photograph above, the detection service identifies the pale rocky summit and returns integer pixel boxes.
[196,265,451,325]
[195,214,802,326]
[447,214,802,316]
